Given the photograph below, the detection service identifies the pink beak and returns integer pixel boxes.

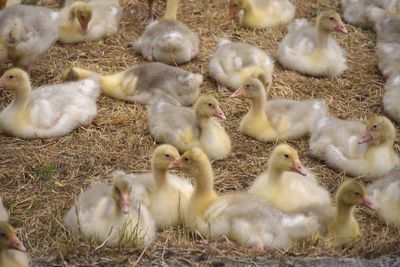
[292,159,307,176]
[213,107,227,120]
[81,22,88,33]
[119,194,130,214]
[168,157,181,169]
[231,86,246,98]
[9,235,26,252]
[336,20,348,33]
[228,7,236,19]
[360,197,374,210]
[359,131,373,144]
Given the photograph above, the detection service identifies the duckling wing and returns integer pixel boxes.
[309,117,366,159]
[279,19,317,55]
[265,99,328,138]
[129,63,201,106]
[148,101,199,151]
[376,43,400,77]
[28,79,100,132]
[86,1,123,40]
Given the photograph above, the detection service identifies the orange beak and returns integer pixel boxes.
[231,86,245,98]
[9,235,26,252]
[213,107,227,120]
[119,194,130,214]
[359,131,373,144]
[335,20,348,33]
[292,159,307,176]
[360,197,374,210]
[168,157,181,169]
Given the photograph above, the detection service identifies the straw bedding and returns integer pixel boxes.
[0,0,399,265]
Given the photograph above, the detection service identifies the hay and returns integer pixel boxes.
[0,0,399,265]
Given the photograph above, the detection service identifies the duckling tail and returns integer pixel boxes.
[63,67,99,81]
[163,0,180,20]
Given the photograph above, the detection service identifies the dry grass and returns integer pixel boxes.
[0,0,399,266]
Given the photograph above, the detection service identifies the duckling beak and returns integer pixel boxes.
[359,131,373,144]
[169,157,181,169]
[119,194,130,214]
[213,107,227,120]
[292,159,307,176]
[80,21,89,33]
[335,20,348,33]
[231,86,245,98]
[228,7,237,19]
[360,197,374,210]
[9,235,26,252]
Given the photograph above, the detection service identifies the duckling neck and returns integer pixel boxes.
[193,163,216,196]
[267,163,284,183]
[152,164,168,188]
[195,114,212,130]
[163,0,180,20]
[316,26,331,49]
[12,83,31,110]
[242,0,255,14]
[249,94,266,116]
[335,201,355,224]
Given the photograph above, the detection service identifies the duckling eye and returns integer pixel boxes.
[208,103,213,107]
[115,187,121,194]
[284,154,289,158]
[0,232,5,238]
[354,192,360,196]
[329,17,335,21]
[373,125,378,129]
[8,75,14,79]
[183,157,189,162]
[245,84,250,88]
[164,154,170,158]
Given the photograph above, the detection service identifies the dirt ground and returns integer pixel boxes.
[0,0,399,266]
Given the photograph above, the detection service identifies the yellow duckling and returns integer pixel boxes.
[231,78,328,142]
[131,0,199,65]
[0,68,100,139]
[58,0,122,43]
[329,180,374,246]
[208,38,274,93]
[368,166,400,228]
[228,0,295,29]
[310,116,399,179]
[149,95,231,160]
[0,222,29,267]
[120,145,193,228]
[277,10,348,77]
[249,144,332,219]
[63,63,202,106]
[179,147,319,251]
[64,173,156,247]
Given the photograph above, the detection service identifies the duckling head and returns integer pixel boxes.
[269,144,307,176]
[179,147,212,179]
[152,144,181,170]
[0,222,26,252]
[0,68,30,94]
[69,2,92,33]
[231,78,265,100]
[194,95,226,121]
[111,174,132,214]
[336,180,374,209]
[359,116,396,145]
[317,10,348,33]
